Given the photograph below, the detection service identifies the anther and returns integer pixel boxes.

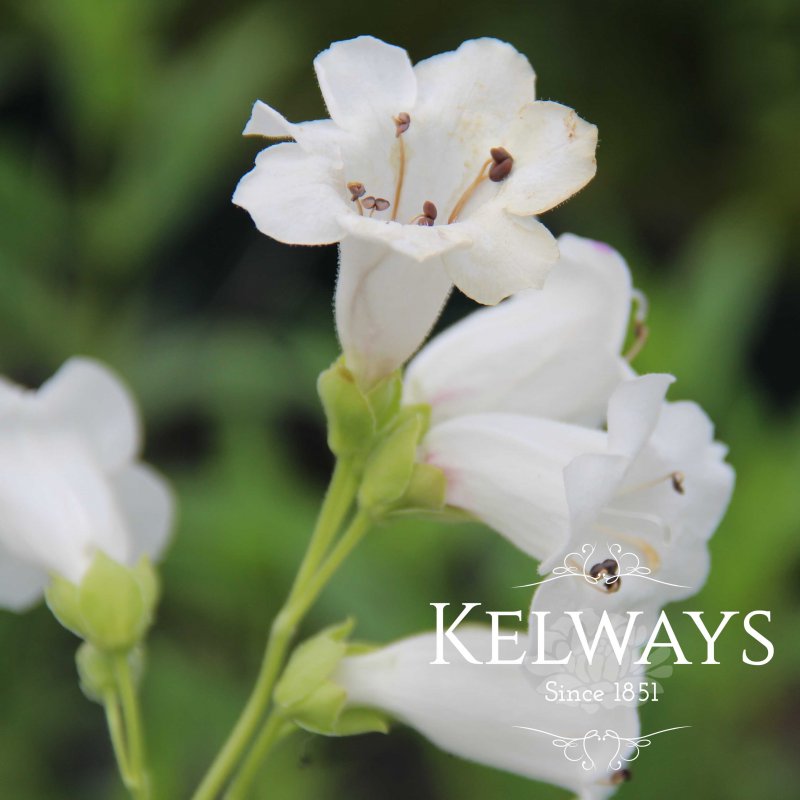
[373,198,390,212]
[362,196,376,210]
[488,147,514,182]
[671,471,686,495]
[589,559,621,593]
[610,769,632,786]
[347,182,366,201]
[394,112,411,137]
[414,200,438,226]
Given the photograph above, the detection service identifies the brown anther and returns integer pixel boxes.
[488,146,514,182]
[361,196,377,210]
[347,182,366,201]
[610,769,632,786]
[422,200,438,221]
[671,471,686,495]
[589,559,621,592]
[394,112,411,137]
[373,198,390,212]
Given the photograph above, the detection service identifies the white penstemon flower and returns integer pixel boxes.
[334,626,639,800]
[0,358,174,610]
[234,36,598,387]
[234,36,598,306]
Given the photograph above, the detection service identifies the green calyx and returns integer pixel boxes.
[273,619,389,737]
[45,553,160,652]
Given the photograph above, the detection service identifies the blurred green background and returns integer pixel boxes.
[0,0,798,797]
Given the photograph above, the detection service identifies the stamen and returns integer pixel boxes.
[448,158,492,224]
[391,113,410,221]
[394,112,410,137]
[347,181,366,215]
[412,200,438,226]
[589,559,621,593]
[363,196,391,217]
[625,289,650,362]
[488,146,514,182]
[618,472,686,497]
[610,769,632,786]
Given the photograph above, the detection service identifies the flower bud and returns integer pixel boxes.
[317,359,376,457]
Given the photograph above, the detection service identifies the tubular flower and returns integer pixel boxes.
[404,233,634,426]
[0,358,174,610]
[334,626,639,800]
[420,375,734,592]
[233,36,598,306]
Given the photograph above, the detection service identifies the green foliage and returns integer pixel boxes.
[0,0,798,798]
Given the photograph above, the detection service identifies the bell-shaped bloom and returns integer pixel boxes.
[335,626,639,799]
[532,374,735,614]
[0,358,174,611]
[421,376,734,598]
[404,233,634,426]
[234,36,597,306]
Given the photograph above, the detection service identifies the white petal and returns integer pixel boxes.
[314,36,416,134]
[35,357,140,470]
[338,212,471,262]
[0,429,130,583]
[335,239,452,388]
[443,206,558,304]
[243,101,344,164]
[233,142,347,245]
[422,413,605,559]
[607,374,675,458]
[404,232,633,424]
[406,39,537,216]
[500,102,598,216]
[111,463,175,564]
[0,542,48,611]
[336,626,637,798]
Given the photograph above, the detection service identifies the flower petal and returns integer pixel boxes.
[335,239,452,388]
[607,374,675,458]
[233,142,347,245]
[314,36,416,134]
[423,413,605,559]
[35,357,140,470]
[243,100,344,164]
[404,232,633,424]
[406,39,537,214]
[443,206,559,304]
[336,626,638,798]
[500,101,598,216]
[0,542,48,611]
[338,212,471,261]
[111,463,175,564]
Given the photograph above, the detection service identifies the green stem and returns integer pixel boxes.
[223,715,295,800]
[191,458,359,800]
[103,690,134,789]
[223,508,375,798]
[114,654,150,800]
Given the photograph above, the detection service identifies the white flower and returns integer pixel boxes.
[421,376,734,593]
[535,374,735,613]
[0,358,174,610]
[233,36,598,306]
[404,233,634,426]
[334,626,639,799]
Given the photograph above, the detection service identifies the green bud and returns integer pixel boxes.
[392,462,447,512]
[365,372,403,430]
[274,620,390,737]
[317,359,375,457]
[45,575,86,638]
[274,618,354,709]
[358,411,425,510]
[77,553,159,652]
